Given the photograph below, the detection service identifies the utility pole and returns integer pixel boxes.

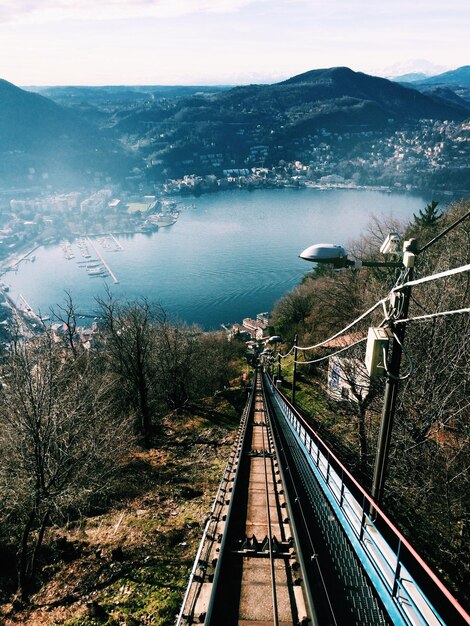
[371,239,417,507]
[292,334,298,405]
[299,213,470,509]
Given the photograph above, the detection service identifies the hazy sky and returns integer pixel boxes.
[1,0,468,86]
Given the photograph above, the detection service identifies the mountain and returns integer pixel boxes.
[2,68,469,191]
[272,67,466,120]
[417,66,470,86]
[26,84,231,107]
[108,67,469,180]
[402,66,470,105]
[391,72,429,83]
[115,66,468,135]
[1,78,94,150]
[382,59,448,80]
[0,79,134,188]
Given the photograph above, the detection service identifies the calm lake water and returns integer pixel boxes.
[4,188,429,329]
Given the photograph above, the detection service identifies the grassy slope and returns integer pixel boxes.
[0,388,248,626]
[276,358,364,464]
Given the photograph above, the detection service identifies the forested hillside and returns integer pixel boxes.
[0,299,247,624]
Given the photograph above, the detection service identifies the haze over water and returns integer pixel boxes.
[5,189,429,329]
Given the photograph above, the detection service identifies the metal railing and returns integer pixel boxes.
[176,380,255,625]
[264,373,470,626]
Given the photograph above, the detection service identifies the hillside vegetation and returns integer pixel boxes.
[0,300,248,624]
[271,199,470,604]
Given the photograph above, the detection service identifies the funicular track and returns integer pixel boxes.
[177,370,314,626]
[178,369,470,626]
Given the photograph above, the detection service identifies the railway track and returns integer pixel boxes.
[177,368,470,626]
[177,370,314,626]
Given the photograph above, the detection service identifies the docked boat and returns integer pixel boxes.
[150,211,179,227]
[88,267,108,277]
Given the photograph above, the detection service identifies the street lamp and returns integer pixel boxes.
[299,243,403,269]
[299,237,417,507]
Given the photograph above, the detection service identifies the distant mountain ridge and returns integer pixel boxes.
[1,67,469,191]
[0,78,97,150]
[112,65,468,140]
[0,78,134,187]
[416,65,470,86]
[270,66,467,119]
[391,72,429,83]
[102,66,470,184]
[26,84,230,106]
[397,66,470,107]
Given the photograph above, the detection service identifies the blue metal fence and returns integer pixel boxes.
[264,373,470,626]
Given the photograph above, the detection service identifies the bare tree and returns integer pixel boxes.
[50,290,78,357]
[153,321,201,411]
[96,292,163,446]
[329,351,383,475]
[0,333,132,600]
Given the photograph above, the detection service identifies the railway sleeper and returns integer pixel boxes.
[232,534,293,557]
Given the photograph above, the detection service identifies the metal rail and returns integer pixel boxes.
[260,383,280,626]
[260,378,321,626]
[177,370,313,625]
[265,387,337,626]
[176,383,255,625]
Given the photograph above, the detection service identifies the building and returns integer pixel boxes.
[324,333,369,402]
[242,317,268,340]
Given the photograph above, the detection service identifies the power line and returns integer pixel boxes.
[276,261,468,367]
[296,299,386,352]
[279,345,295,359]
[292,264,469,352]
[418,209,470,255]
[294,337,367,365]
[393,263,470,292]
[395,308,470,325]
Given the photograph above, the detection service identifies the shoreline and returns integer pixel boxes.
[0,185,451,285]
[0,242,41,277]
[163,180,467,200]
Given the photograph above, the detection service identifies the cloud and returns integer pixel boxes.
[0,0,268,23]
[2,0,468,24]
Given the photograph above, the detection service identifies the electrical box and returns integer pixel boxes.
[365,327,391,379]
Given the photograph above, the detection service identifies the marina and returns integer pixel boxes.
[86,237,119,284]
[57,234,122,283]
[110,233,123,250]
[18,293,42,324]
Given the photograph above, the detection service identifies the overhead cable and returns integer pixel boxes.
[418,209,470,255]
[294,337,367,365]
[296,299,386,352]
[395,308,470,325]
[282,262,468,359]
[392,264,470,292]
[279,345,295,359]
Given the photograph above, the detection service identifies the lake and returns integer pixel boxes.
[3,188,430,329]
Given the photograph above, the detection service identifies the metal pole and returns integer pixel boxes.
[371,244,416,508]
[277,353,281,381]
[292,334,298,405]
